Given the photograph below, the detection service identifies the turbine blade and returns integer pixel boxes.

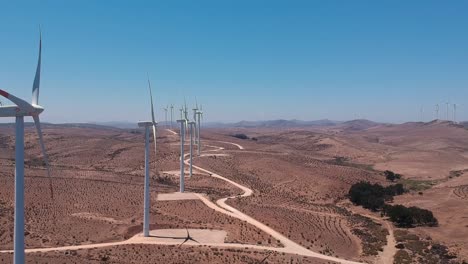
[0,89,35,111]
[178,238,189,248]
[147,75,155,123]
[33,115,54,199]
[152,124,157,157]
[32,30,42,105]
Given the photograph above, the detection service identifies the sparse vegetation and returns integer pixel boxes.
[394,230,461,264]
[399,178,435,192]
[349,181,438,227]
[449,169,467,179]
[349,214,388,256]
[384,170,402,182]
[382,204,438,227]
[231,134,249,140]
[329,156,375,171]
[348,181,404,211]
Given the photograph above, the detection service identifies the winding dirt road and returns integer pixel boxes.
[183,143,361,263]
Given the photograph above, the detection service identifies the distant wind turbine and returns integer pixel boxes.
[0,31,52,264]
[183,99,189,140]
[189,121,195,177]
[137,75,158,237]
[163,106,168,128]
[170,104,174,129]
[446,101,450,120]
[192,100,199,145]
[453,103,460,123]
[196,104,204,156]
[435,104,439,120]
[177,118,186,192]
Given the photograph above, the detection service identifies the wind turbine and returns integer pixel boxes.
[446,101,450,120]
[435,104,439,120]
[170,104,174,129]
[183,99,190,140]
[188,121,195,177]
[179,106,185,135]
[195,105,203,156]
[176,119,186,192]
[419,106,424,122]
[137,76,158,237]
[162,106,168,128]
[0,32,52,264]
[453,103,459,123]
[192,100,199,145]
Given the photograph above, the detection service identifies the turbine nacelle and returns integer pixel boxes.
[0,89,45,117]
[138,121,155,128]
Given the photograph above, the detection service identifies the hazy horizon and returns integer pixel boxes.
[1,1,467,124]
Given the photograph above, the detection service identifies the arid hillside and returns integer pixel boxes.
[0,121,467,263]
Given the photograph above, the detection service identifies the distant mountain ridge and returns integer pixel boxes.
[224,119,341,128]
[338,119,383,131]
[1,119,465,130]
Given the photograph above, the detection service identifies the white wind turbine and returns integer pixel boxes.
[137,76,158,237]
[183,100,190,140]
[188,121,195,177]
[176,118,186,192]
[170,104,174,129]
[163,106,168,128]
[192,100,198,144]
[195,104,203,156]
[453,103,461,123]
[0,32,52,264]
[435,104,439,120]
[419,106,424,122]
[446,101,450,120]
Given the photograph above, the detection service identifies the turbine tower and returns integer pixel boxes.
[170,104,174,129]
[453,104,458,123]
[0,32,52,264]
[137,76,158,237]
[163,106,168,128]
[189,121,195,177]
[196,105,203,156]
[435,104,439,120]
[183,100,189,140]
[177,119,186,192]
[192,101,199,145]
[446,101,450,120]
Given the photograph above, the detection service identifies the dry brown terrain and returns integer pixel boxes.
[0,245,334,264]
[1,120,467,263]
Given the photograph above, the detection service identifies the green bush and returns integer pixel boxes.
[348,181,404,211]
[383,204,438,228]
[384,170,402,181]
[232,134,249,140]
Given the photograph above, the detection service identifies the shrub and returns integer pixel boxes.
[383,204,438,228]
[384,170,402,182]
[232,133,249,140]
[348,182,404,211]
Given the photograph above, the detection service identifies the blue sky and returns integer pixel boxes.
[0,0,467,123]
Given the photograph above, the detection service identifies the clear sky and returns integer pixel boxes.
[0,0,467,123]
